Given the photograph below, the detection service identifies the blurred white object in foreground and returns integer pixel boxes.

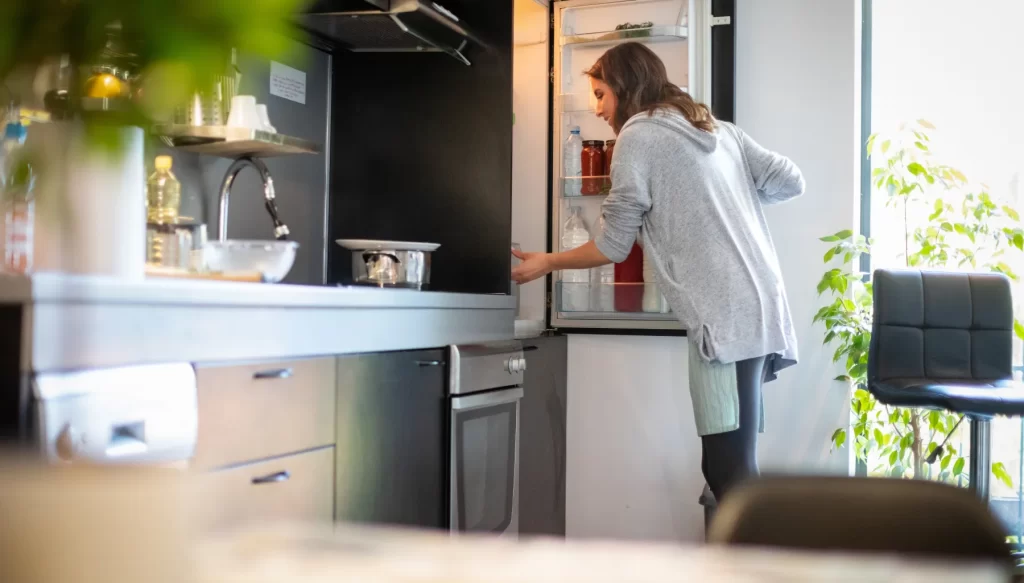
[0,462,196,583]
[196,524,1009,583]
[0,460,1010,583]
[27,123,146,278]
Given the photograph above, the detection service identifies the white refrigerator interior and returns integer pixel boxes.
[512,0,551,335]
[550,0,710,331]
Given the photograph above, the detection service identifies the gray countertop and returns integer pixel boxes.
[1,274,515,372]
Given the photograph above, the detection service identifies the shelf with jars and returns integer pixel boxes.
[561,132,616,197]
[561,176,611,198]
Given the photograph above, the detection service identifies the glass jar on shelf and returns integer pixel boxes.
[581,140,605,196]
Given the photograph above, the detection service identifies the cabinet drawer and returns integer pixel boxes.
[193,357,336,469]
[199,446,334,531]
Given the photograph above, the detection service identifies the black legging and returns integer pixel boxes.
[700,356,767,504]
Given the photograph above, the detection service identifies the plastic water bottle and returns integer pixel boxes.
[591,215,615,311]
[563,126,583,197]
[560,206,590,311]
[561,206,590,281]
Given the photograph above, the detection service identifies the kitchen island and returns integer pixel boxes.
[0,272,520,534]
[0,273,515,371]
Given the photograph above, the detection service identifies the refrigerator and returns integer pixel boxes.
[544,0,735,333]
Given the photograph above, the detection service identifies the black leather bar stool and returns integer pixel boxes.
[870,269,1024,498]
[708,475,1012,565]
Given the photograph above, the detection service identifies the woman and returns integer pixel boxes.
[512,43,805,503]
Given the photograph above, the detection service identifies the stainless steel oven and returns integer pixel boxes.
[449,341,525,538]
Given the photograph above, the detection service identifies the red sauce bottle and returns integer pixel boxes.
[581,140,605,196]
[614,242,644,312]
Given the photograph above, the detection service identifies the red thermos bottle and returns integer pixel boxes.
[614,243,644,312]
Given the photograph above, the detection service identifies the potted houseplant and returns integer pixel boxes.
[817,119,1023,487]
[0,0,306,277]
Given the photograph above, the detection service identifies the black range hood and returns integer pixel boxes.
[302,0,485,66]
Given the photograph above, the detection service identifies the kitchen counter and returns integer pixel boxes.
[0,273,515,371]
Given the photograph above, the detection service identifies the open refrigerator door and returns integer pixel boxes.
[549,0,729,332]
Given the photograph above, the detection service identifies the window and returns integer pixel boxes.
[864,0,1024,536]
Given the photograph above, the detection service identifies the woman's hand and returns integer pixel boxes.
[511,248,553,284]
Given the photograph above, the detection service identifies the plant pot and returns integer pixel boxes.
[26,122,145,279]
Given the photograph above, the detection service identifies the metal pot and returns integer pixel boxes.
[353,249,431,289]
[337,240,438,289]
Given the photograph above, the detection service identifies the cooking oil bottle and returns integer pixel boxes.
[147,156,180,223]
[145,156,181,266]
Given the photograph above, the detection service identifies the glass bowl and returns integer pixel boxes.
[203,240,298,283]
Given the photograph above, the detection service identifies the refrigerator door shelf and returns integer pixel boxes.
[561,25,689,47]
[555,282,673,317]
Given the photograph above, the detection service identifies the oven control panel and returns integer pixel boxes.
[449,341,525,395]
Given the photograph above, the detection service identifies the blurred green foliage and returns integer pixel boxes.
[0,0,309,121]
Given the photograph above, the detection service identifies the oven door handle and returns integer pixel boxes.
[451,387,524,411]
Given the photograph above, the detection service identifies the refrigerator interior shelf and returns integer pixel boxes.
[555,282,674,318]
[152,125,321,158]
[560,25,688,48]
[562,176,611,197]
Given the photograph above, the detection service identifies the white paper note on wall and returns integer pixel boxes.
[270,61,307,105]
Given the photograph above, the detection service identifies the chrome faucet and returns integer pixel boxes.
[217,156,290,241]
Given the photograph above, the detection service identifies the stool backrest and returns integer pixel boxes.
[870,270,1014,384]
[708,476,1012,564]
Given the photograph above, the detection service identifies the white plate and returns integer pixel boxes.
[335,239,441,252]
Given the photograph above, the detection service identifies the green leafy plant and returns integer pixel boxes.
[817,120,1023,486]
[0,0,307,125]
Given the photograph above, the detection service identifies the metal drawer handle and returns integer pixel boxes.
[253,368,293,380]
[251,470,291,485]
[416,360,443,367]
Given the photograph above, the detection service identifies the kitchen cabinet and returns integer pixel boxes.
[191,356,338,532]
[335,349,448,529]
[192,357,337,470]
[519,334,568,536]
[199,445,335,532]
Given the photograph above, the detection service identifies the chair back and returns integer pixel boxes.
[870,270,1014,385]
[708,476,1011,564]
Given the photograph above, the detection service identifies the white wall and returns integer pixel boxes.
[561,0,860,543]
[735,0,858,473]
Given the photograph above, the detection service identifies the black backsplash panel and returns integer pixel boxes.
[327,0,513,295]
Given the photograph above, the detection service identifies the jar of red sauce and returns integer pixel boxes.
[581,140,605,196]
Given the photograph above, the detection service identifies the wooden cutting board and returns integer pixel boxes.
[145,267,263,282]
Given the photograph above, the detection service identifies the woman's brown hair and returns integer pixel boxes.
[586,42,716,134]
